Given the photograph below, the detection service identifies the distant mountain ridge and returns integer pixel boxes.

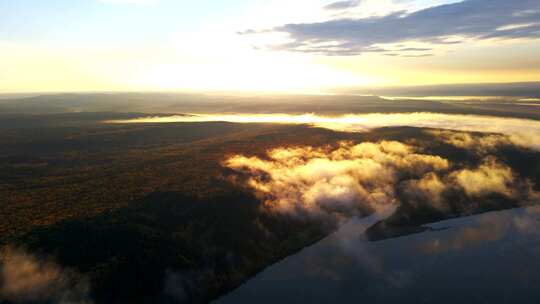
[341,81,540,98]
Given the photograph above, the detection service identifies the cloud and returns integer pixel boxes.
[427,130,513,154]
[108,112,540,152]
[245,0,540,55]
[324,0,361,10]
[404,157,539,209]
[450,157,515,197]
[402,172,447,210]
[99,0,157,4]
[224,136,539,224]
[224,141,449,221]
[0,247,92,304]
[403,157,540,214]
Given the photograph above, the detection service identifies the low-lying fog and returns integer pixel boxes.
[108,112,540,151]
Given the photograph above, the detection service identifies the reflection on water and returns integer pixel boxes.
[215,206,540,304]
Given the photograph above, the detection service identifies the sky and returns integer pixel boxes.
[1,0,539,93]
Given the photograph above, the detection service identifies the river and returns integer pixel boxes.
[215,206,540,304]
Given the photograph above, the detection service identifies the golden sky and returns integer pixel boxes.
[1,0,539,93]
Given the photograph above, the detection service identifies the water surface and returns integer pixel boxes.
[216,207,540,304]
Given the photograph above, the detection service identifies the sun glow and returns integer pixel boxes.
[137,60,372,94]
[131,25,373,93]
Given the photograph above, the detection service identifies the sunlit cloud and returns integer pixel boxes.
[223,140,539,223]
[224,141,449,221]
[451,157,516,198]
[107,112,540,151]
[402,172,447,210]
[426,130,513,154]
[403,159,539,214]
